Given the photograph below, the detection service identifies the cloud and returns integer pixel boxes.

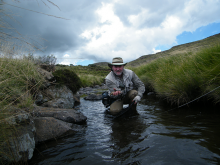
[2,0,220,65]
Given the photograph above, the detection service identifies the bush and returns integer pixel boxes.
[53,69,82,93]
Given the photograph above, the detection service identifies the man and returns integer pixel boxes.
[105,57,145,115]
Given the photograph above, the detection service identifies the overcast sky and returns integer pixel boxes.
[3,0,220,65]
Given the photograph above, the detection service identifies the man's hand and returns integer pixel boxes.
[111,88,121,96]
[133,96,141,104]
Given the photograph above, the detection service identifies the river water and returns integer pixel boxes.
[29,94,220,165]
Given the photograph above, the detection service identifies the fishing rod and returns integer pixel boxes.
[168,85,220,111]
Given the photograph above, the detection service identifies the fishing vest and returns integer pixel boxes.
[105,69,134,93]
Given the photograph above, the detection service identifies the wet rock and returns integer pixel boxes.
[53,110,87,124]
[32,106,87,124]
[34,117,76,143]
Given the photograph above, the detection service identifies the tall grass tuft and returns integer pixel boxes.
[131,45,220,105]
[0,57,44,111]
[0,56,44,163]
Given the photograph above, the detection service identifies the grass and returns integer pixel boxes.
[0,57,44,111]
[55,65,111,87]
[130,45,220,106]
[0,56,44,164]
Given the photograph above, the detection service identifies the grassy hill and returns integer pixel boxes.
[90,62,109,68]
[126,33,220,68]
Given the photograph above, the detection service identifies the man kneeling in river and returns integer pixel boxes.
[105,57,145,115]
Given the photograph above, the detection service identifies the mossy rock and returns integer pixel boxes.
[53,69,81,93]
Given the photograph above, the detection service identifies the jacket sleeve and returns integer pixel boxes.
[106,79,123,92]
[132,72,145,98]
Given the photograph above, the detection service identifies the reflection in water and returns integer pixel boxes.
[29,95,220,165]
[110,115,149,163]
[153,106,220,164]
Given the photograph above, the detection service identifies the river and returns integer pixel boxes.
[29,94,220,165]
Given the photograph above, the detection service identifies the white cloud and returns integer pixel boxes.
[63,54,70,57]
[78,0,220,63]
[6,0,220,64]
[152,48,161,54]
[81,3,124,48]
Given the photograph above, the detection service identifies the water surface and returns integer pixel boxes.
[29,95,220,165]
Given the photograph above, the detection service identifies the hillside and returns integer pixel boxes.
[126,33,220,67]
[89,62,109,68]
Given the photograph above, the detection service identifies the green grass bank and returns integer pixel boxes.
[130,45,220,106]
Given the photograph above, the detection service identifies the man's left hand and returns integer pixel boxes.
[133,96,141,104]
[111,88,121,96]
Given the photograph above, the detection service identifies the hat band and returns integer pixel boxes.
[112,62,123,64]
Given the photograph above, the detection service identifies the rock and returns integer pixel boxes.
[32,106,87,124]
[35,92,45,105]
[84,87,93,91]
[73,94,80,104]
[34,117,77,143]
[53,110,87,124]
[42,98,73,109]
[41,85,75,108]
[84,94,102,100]
[1,113,35,163]
[147,92,155,95]
[5,111,31,125]
[37,67,54,81]
[100,84,108,89]
[39,64,55,72]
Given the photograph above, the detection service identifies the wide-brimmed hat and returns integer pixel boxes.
[108,57,127,68]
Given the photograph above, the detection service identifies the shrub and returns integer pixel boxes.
[53,69,82,93]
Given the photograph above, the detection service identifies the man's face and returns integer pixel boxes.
[112,65,124,76]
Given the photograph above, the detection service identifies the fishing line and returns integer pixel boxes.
[168,85,220,111]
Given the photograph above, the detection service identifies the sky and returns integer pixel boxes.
[2,0,220,65]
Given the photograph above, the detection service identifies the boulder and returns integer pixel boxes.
[34,117,77,143]
[32,106,87,124]
[1,112,35,163]
[41,85,75,108]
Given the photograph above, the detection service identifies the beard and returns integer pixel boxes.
[113,69,123,76]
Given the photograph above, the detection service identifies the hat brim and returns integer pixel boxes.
[108,63,127,68]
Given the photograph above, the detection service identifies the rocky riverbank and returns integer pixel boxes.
[1,67,108,164]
